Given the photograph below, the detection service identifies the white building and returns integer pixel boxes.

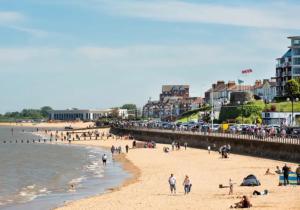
[118,109,129,119]
[275,36,300,96]
[262,112,300,126]
[49,109,113,121]
[253,79,277,102]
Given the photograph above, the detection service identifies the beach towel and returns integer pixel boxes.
[279,172,298,185]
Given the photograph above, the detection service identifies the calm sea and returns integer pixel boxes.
[0,126,129,210]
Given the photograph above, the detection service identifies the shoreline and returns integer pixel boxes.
[34,128,141,210]
[0,126,137,210]
[53,143,141,210]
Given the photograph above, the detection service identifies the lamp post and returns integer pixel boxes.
[210,89,214,130]
[287,97,299,126]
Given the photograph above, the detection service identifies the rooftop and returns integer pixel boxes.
[287,36,300,39]
[162,85,189,92]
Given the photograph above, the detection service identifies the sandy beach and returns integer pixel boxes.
[54,133,300,210]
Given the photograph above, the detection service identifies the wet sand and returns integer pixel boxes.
[55,138,300,210]
[0,121,94,129]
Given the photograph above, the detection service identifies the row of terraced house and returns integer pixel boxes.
[143,36,300,122]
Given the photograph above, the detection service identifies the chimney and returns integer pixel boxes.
[227,81,236,89]
[217,81,225,88]
[255,80,262,87]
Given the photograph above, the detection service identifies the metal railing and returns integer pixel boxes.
[116,126,300,145]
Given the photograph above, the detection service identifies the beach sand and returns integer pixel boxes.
[55,138,300,210]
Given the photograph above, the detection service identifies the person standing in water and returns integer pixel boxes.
[111,145,115,155]
[102,154,108,166]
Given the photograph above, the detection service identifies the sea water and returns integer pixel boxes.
[0,126,129,210]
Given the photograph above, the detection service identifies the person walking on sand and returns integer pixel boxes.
[125,145,129,153]
[171,141,175,151]
[184,142,188,150]
[208,145,211,154]
[168,174,176,195]
[102,154,108,166]
[132,140,136,148]
[282,164,290,186]
[183,175,192,195]
[229,178,234,195]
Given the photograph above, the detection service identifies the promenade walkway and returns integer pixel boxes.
[117,126,300,146]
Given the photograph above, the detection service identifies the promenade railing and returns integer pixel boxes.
[116,125,300,146]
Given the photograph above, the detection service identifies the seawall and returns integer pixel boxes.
[111,127,300,163]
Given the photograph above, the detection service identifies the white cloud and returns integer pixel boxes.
[97,0,300,30]
[77,47,126,60]
[0,43,271,73]
[0,11,49,37]
[0,48,61,62]
[7,25,49,37]
[0,11,25,24]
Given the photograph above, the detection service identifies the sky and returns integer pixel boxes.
[0,0,300,113]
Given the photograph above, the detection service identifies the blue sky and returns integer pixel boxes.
[0,0,300,113]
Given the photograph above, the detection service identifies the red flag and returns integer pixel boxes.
[242,69,253,74]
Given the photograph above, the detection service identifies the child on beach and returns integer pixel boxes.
[265,168,275,175]
[275,166,282,174]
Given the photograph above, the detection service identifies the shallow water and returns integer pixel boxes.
[0,126,130,210]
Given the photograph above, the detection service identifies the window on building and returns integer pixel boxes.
[293,57,300,65]
[293,67,300,75]
[292,39,300,46]
[293,48,300,56]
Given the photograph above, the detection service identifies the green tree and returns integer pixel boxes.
[121,104,137,111]
[41,106,53,117]
[285,79,300,97]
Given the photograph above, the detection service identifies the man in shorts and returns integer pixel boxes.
[168,174,176,195]
[102,154,108,166]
